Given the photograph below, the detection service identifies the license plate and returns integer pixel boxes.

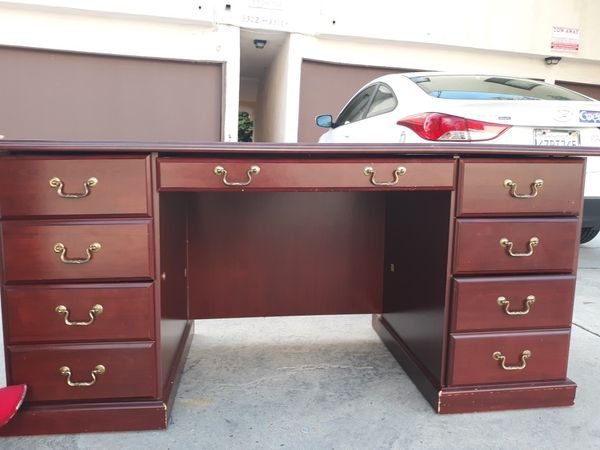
[534,129,580,146]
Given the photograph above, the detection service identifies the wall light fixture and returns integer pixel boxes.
[544,56,562,65]
[253,39,267,49]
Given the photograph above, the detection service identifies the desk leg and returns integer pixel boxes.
[0,321,194,436]
[373,314,577,413]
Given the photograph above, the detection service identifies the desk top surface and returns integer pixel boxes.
[2,140,600,157]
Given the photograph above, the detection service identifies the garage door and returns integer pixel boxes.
[557,81,600,101]
[298,60,415,143]
[0,46,223,141]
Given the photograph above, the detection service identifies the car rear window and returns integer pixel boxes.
[409,75,592,101]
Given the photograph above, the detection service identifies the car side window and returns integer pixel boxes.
[335,85,377,127]
[366,84,397,118]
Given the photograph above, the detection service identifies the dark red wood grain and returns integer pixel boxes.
[382,191,454,383]
[3,283,155,344]
[157,191,192,388]
[457,158,585,216]
[7,342,157,402]
[0,400,167,436]
[1,219,154,282]
[438,379,576,413]
[453,218,580,275]
[158,158,455,191]
[0,145,587,431]
[373,314,577,414]
[447,329,571,386]
[451,275,576,332]
[2,140,600,157]
[0,155,151,218]
[187,192,385,318]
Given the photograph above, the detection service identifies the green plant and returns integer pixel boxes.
[238,111,253,142]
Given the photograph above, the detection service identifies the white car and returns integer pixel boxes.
[316,72,600,242]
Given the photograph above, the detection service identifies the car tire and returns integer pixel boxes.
[580,227,600,244]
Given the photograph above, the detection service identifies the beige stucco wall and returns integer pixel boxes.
[254,35,291,142]
[317,0,600,62]
[1,1,600,143]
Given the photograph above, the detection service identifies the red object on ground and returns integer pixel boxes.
[0,384,27,427]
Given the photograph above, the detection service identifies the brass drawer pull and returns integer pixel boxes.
[364,166,407,186]
[503,178,543,198]
[59,364,106,387]
[492,350,531,371]
[497,295,535,315]
[53,242,101,264]
[214,165,260,186]
[55,304,103,326]
[49,176,98,198]
[500,236,539,257]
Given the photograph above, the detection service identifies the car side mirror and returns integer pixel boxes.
[315,114,333,128]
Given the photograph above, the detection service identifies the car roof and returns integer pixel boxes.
[363,72,597,102]
[372,72,542,82]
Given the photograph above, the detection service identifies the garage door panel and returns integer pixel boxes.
[298,60,413,143]
[0,47,222,141]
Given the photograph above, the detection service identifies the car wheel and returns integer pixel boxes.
[580,227,600,244]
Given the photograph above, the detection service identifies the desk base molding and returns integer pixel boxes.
[438,380,576,414]
[372,314,577,414]
[0,401,168,436]
[0,321,194,436]
[372,314,441,409]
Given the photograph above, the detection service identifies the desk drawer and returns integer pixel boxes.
[447,330,570,386]
[0,156,151,218]
[158,158,455,191]
[3,283,155,344]
[453,218,579,275]
[8,342,157,402]
[2,220,154,282]
[457,159,584,216]
[451,276,576,332]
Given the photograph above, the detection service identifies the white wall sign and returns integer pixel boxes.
[551,26,580,53]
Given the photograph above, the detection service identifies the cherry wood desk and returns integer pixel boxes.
[0,141,596,436]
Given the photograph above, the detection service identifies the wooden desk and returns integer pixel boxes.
[0,142,594,435]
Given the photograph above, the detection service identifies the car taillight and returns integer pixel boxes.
[397,113,510,141]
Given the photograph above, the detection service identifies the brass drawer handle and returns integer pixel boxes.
[503,178,543,198]
[214,165,260,186]
[55,304,103,326]
[497,295,535,315]
[49,176,98,198]
[500,236,539,257]
[53,242,101,264]
[59,364,106,387]
[364,166,407,186]
[492,350,531,371]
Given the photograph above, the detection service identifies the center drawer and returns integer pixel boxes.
[1,219,154,282]
[157,158,456,191]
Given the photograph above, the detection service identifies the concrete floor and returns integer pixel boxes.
[2,237,600,449]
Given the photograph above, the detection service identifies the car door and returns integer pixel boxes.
[327,85,377,142]
[348,83,401,142]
